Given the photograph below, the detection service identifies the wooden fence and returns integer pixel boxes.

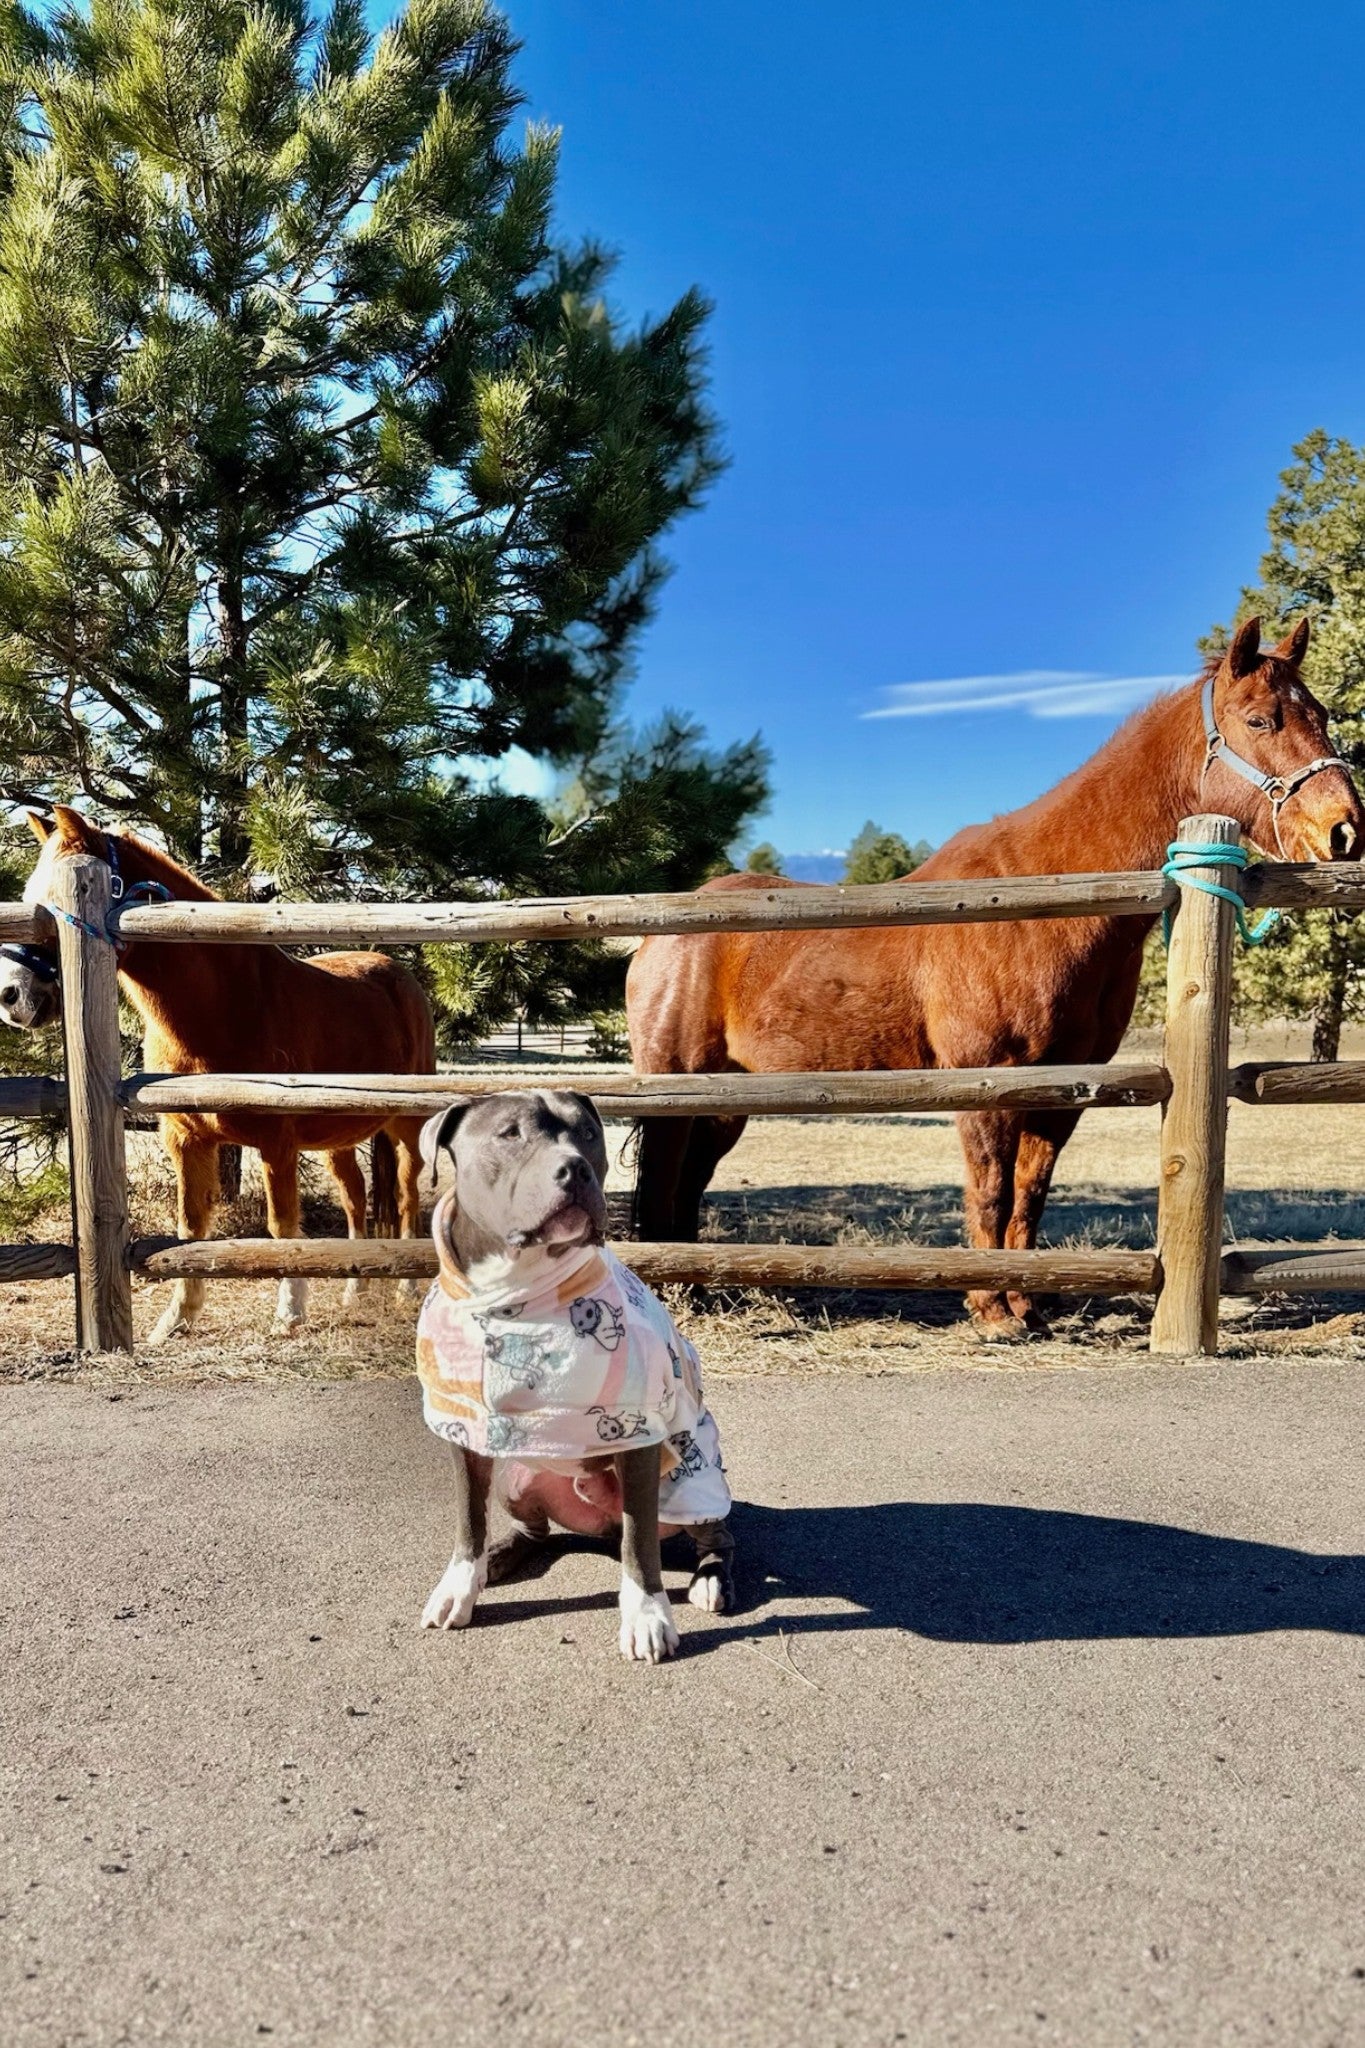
[6,808,1365,1358]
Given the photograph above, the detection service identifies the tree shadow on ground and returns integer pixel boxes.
[672,1180,1365,1252]
[476,1503,1365,1645]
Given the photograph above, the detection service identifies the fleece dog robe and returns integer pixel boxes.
[417,1228,731,1531]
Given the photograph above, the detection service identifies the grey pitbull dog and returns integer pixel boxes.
[417,1089,735,1661]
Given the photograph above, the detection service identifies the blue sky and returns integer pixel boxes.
[503,0,1365,856]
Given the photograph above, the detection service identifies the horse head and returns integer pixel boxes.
[1200,617,1365,861]
[0,804,153,1031]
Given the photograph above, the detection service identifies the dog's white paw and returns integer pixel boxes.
[618,1579,679,1663]
[687,1568,729,1613]
[421,1554,487,1631]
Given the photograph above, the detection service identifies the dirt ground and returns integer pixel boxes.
[4,1021,1365,1387]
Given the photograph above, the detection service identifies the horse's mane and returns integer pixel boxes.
[117,830,220,903]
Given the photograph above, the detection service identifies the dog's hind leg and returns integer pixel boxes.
[485,1503,556,1584]
[682,1518,735,1613]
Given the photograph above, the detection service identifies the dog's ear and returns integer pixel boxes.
[419,1097,475,1186]
[557,1090,604,1140]
[554,1089,607,1171]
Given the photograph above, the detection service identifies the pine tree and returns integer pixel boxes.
[1211,433,1365,1059]
[744,841,781,875]
[0,0,766,921]
[843,821,930,885]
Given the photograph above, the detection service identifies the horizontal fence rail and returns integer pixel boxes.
[127,1235,1163,1295]
[127,1235,1365,1300]
[1243,861,1365,911]
[0,905,48,942]
[1227,1062,1365,1104]
[109,870,1178,945]
[0,1242,76,1279]
[1221,1246,1365,1292]
[119,1062,1173,1119]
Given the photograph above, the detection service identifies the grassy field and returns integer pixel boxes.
[4,1022,1365,1385]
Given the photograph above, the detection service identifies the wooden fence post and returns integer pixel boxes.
[1151,812,1239,1357]
[52,852,133,1354]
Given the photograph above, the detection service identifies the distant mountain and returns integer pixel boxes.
[780,852,847,883]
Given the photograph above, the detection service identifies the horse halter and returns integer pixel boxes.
[31,827,173,963]
[0,941,57,984]
[1199,673,1351,859]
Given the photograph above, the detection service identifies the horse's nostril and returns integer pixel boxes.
[1,987,18,1007]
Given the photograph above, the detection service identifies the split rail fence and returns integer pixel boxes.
[4,809,1365,1358]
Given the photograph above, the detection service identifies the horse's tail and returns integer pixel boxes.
[370,1131,399,1235]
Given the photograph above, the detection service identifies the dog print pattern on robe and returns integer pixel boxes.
[417,1233,731,1528]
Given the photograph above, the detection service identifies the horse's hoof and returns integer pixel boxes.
[270,1316,307,1340]
[147,1313,191,1346]
[341,1278,363,1308]
[395,1278,418,1303]
[971,1314,1034,1344]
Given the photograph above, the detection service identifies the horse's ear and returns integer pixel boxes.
[419,1099,475,1187]
[49,803,90,847]
[1274,617,1311,668]
[1227,617,1264,680]
[24,810,51,844]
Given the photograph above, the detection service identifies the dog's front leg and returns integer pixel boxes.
[617,1445,679,1663]
[421,1447,494,1631]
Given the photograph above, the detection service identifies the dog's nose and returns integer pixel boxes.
[555,1154,590,1188]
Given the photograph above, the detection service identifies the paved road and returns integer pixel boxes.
[4,1362,1365,2047]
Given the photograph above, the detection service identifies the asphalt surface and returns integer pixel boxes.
[4,1361,1365,2048]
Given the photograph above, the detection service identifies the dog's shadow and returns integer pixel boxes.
[478,1500,1365,1646]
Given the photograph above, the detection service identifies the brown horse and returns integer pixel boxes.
[626,618,1365,1336]
[14,806,434,1342]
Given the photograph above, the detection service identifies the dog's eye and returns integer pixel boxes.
[498,1122,520,1140]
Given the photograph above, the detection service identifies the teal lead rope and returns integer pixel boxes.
[1161,839,1281,947]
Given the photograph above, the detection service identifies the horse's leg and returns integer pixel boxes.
[957,1109,1027,1339]
[148,1121,220,1346]
[1003,1111,1083,1328]
[390,1119,425,1304]
[260,1142,307,1336]
[674,1115,748,1243]
[636,1117,693,1240]
[327,1147,368,1309]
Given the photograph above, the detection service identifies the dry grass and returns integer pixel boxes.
[8,1020,1365,1387]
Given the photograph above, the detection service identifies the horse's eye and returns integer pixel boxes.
[1244,714,1273,731]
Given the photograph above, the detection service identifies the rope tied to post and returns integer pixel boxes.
[43,832,173,954]
[45,879,172,951]
[1161,839,1280,948]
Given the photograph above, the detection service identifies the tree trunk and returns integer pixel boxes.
[217,559,250,873]
[1311,917,1351,1064]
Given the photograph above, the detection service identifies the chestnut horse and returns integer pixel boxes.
[626,618,1365,1337]
[12,807,434,1343]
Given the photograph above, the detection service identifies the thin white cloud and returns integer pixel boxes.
[863,670,1191,721]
